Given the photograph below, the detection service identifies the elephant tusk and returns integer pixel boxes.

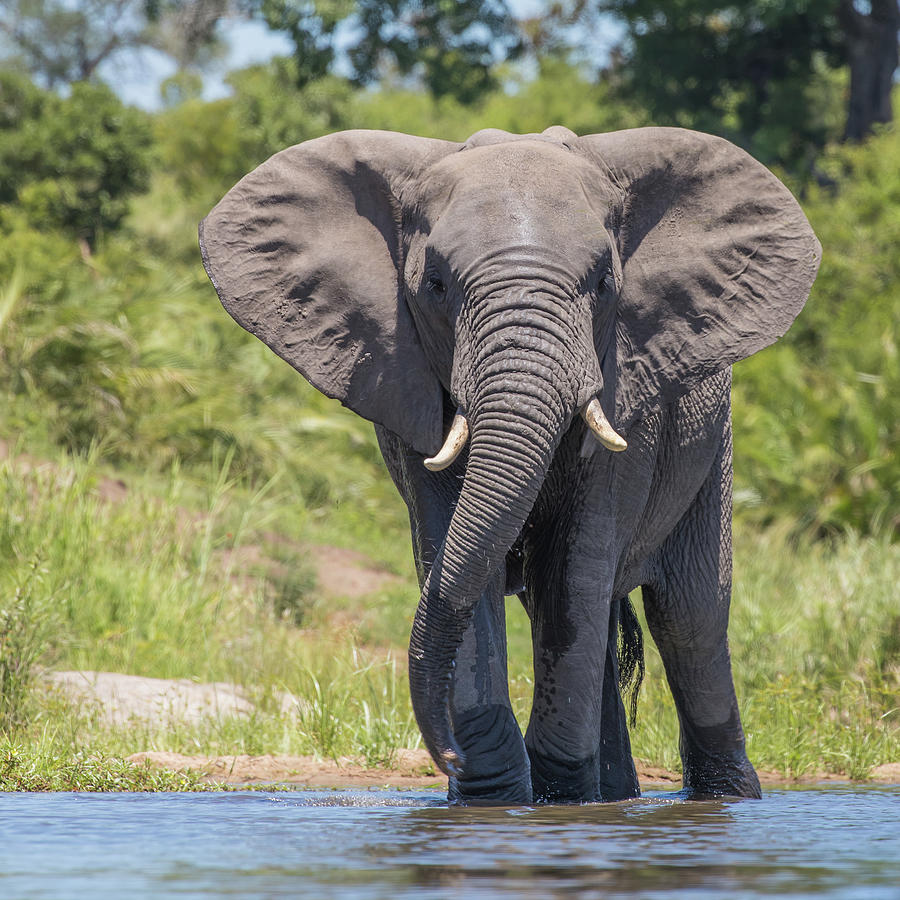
[582,398,627,452]
[424,411,470,471]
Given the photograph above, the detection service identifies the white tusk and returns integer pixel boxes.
[424,412,469,471]
[582,398,627,452]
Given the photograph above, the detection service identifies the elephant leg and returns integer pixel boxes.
[448,571,532,805]
[375,424,530,804]
[641,425,761,799]
[595,598,640,801]
[524,606,640,802]
[524,575,640,803]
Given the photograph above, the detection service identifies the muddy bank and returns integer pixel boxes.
[126,749,681,789]
[126,750,900,790]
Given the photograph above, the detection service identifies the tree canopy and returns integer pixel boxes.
[254,0,521,102]
[593,0,899,166]
[0,70,153,246]
[2,0,897,162]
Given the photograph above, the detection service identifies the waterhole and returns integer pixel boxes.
[1,787,897,898]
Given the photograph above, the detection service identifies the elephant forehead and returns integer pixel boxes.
[426,139,606,196]
[418,143,617,252]
[431,192,608,268]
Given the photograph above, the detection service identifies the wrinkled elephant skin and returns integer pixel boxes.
[200,126,820,804]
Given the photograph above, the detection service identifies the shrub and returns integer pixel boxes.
[0,71,153,246]
[733,115,900,537]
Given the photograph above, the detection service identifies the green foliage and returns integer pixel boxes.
[226,62,355,165]
[255,0,353,87]
[0,70,153,245]
[595,0,850,169]
[0,739,217,790]
[0,559,54,733]
[255,0,521,103]
[354,57,648,139]
[733,112,900,536]
[153,54,642,212]
[0,220,402,548]
[347,0,522,103]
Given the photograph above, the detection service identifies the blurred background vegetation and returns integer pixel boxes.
[0,0,897,783]
[1,0,897,537]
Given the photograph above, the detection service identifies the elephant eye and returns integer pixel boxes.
[426,274,446,297]
[598,264,613,293]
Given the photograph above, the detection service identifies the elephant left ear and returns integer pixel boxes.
[575,127,821,428]
[198,130,460,456]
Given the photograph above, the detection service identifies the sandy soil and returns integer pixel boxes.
[125,748,688,789]
[124,749,900,789]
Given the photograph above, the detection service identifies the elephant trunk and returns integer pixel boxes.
[408,314,582,776]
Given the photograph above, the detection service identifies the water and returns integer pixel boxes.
[0,787,897,899]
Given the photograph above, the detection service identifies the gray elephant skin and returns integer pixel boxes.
[199,125,820,805]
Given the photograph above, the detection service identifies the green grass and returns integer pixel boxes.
[0,735,216,792]
[0,446,896,790]
[625,525,900,777]
[0,445,424,787]
[2,64,898,792]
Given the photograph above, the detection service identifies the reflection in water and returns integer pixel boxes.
[348,797,784,897]
[0,787,898,899]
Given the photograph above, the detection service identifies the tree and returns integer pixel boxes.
[253,0,353,87]
[0,71,153,246]
[0,0,149,87]
[839,0,900,140]
[593,0,899,165]
[0,0,230,88]
[347,0,521,102]
[255,0,522,103]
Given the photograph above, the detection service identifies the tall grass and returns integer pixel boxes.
[0,444,896,787]
[0,558,53,732]
[625,526,900,776]
[1,81,898,787]
[0,447,422,779]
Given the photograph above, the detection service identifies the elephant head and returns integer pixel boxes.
[199,126,820,778]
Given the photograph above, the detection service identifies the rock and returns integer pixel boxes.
[46,671,257,725]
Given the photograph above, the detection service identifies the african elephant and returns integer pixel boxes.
[199,126,820,805]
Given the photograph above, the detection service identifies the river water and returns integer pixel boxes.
[0,787,897,899]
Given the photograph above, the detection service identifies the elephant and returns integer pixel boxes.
[199,125,820,805]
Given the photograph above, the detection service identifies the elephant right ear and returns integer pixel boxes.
[575,127,821,429]
[199,130,460,456]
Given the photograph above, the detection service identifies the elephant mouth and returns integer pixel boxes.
[423,394,625,473]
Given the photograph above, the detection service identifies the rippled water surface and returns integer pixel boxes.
[1,787,898,899]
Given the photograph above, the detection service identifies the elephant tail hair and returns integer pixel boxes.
[617,596,645,727]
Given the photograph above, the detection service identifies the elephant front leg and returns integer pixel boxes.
[524,591,640,804]
[448,569,531,805]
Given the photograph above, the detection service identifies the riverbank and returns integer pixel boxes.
[125,749,900,789]
[1,666,896,793]
[1,449,897,792]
